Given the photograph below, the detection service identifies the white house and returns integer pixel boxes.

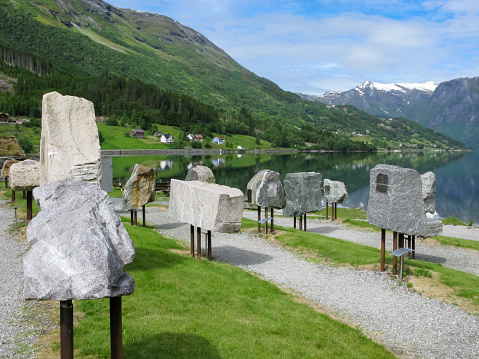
[212,136,225,145]
[161,133,174,143]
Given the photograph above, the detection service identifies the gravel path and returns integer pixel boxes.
[136,203,479,359]
[0,201,53,359]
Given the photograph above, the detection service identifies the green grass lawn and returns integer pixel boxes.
[72,222,395,358]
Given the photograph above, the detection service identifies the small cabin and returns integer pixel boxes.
[130,129,145,138]
[212,136,225,145]
[161,133,174,143]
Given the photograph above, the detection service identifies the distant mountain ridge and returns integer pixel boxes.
[300,81,438,119]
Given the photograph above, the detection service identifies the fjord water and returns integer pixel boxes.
[109,150,479,224]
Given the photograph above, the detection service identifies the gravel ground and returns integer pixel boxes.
[133,202,479,359]
[0,200,54,359]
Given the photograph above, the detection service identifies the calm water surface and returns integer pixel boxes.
[107,150,479,224]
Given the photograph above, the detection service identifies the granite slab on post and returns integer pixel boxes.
[246,169,286,209]
[323,179,348,203]
[122,164,156,211]
[185,165,215,183]
[1,159,19,178]
[9,160,40,191]
[283,172,322,217]
[40,92,101,186]
[23,181,135,301]
[168,179,244,232]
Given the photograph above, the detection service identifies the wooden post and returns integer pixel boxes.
[381,228,386,272]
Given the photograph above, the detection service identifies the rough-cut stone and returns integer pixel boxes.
[9,160,40,191]
[23,181,135,301]
[283,172,322,217]
[40,92,101,186]
[185,165,215,183]
[323,179,348,203]
[1,159,19,178]
[122,164,156,211]
[421,171,436,214]
[168,179,243,232]
[100,156,113,193]
[246,169,286,209]
[368,164,432,237]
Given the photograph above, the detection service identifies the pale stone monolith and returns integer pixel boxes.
[168,179,243,232]
[283,172,322,217]
[1,159,19,178]
[421,171,436,214]
[323,179,348,203]
[23,181,135,300]
[40,92,101,186]
[246,169,286,209]
[367,164,436,237]
[9,160,40,191]
[122,164,156,211]
[185,165,215,183]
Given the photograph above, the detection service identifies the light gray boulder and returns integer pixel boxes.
[367,164,442,237]
[9,160,40,191]
[323,179,348,203]
[246,169,286,209]
[100,156,113,193]
[1,159,19,178]
[40,92,101,186]
[23,181,135,301]
[421,171,436,214]
[283,172,322,217]
[185,165,215,183]
[168,179,244,232]
[122,164,156,211]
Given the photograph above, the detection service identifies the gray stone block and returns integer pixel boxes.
[246,169,286,209]
[185,165,215,183]
[283,172,322,217]
[23,181,135,301]
[122,164,156,210]
[421,171,436,214]
[168,179,244,232]
[9,160,40,191]
[323,179,348,203]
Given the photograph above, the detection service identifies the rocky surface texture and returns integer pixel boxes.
[122,164,156,211]
[24,181,135,301]
[323,179,348,203]
[169,179,244,232]
[246,169,286,209]
[40,92,101,186]
[185,165,215,183]
[1,159,19,178]
[9,160,40,191]
[421,171,436,214]
[283,172,322,217]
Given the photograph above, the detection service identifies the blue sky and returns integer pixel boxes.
[106,0,479,94]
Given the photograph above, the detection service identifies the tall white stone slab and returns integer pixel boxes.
[40,92,101,186]
[168,179,244,232]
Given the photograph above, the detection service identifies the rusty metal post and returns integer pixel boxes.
[304,213,307,231]
[294,216,296,229]
[23,190,26,199]
[5,176,7,188]
[398,233,404,249]
[265,207,268,234]
[27,190,32,222]
[142,205,146,227]
[407,235,412,258]
[60,300,73,359]
[135,209,138,226]
[381,228,386,272]
[326,202,328,219]
[130,210,133,226]
[110,296,123,359]
[190,225,194,256]
[271,208,274,233]
[335,203,338,220]
[207,230,212,261]
[412,235,416,259]
[12,190,15,202]
[393,232,398,275]
[258,206,261,233]
[197,227,201,259]
[299,215,302,231]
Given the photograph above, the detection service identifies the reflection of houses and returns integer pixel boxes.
[212,136,225,144]
[159,160,174,170]
[187,134,203,142]
[212,158,225,167]
[130,129,145,138]
[161,133,174,143]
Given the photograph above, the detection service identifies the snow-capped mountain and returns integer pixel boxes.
[300,81,438,119]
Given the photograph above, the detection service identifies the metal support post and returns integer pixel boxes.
[299,215,303,231]
[5,176,8,188]
[207,230,212,261]
[335,203,338,220]
[257,206,261,233]
[393,231,398,275]
[130,210,133,226]
[23,190,26,199]
[304,213,307,231]
[407,235,412,258]
[265,207,268,234]
[142,205,146,227]
[197,227,201,259]
[398,233,404,249]
[381,228,386,271]
[294,216,296,229]
[270,208,274,233]
[110,296,123,359]
[134,209,138,226]
[27,190,32,221]
[412,235,416,259]
[190,225,195,257]
[12,190,15,202]
[326,202,328,220]
[60,300,73,359]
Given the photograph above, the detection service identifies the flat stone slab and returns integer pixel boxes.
[40,92,101,186]
[122,164,156,210]
[283,172,322,217]
[168,179,244,232]
[9,160,40,191]
[246,169,286,209]
[323,179,348,203]
[24,181,135,301]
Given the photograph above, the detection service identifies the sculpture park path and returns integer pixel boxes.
[128,201,479,359]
